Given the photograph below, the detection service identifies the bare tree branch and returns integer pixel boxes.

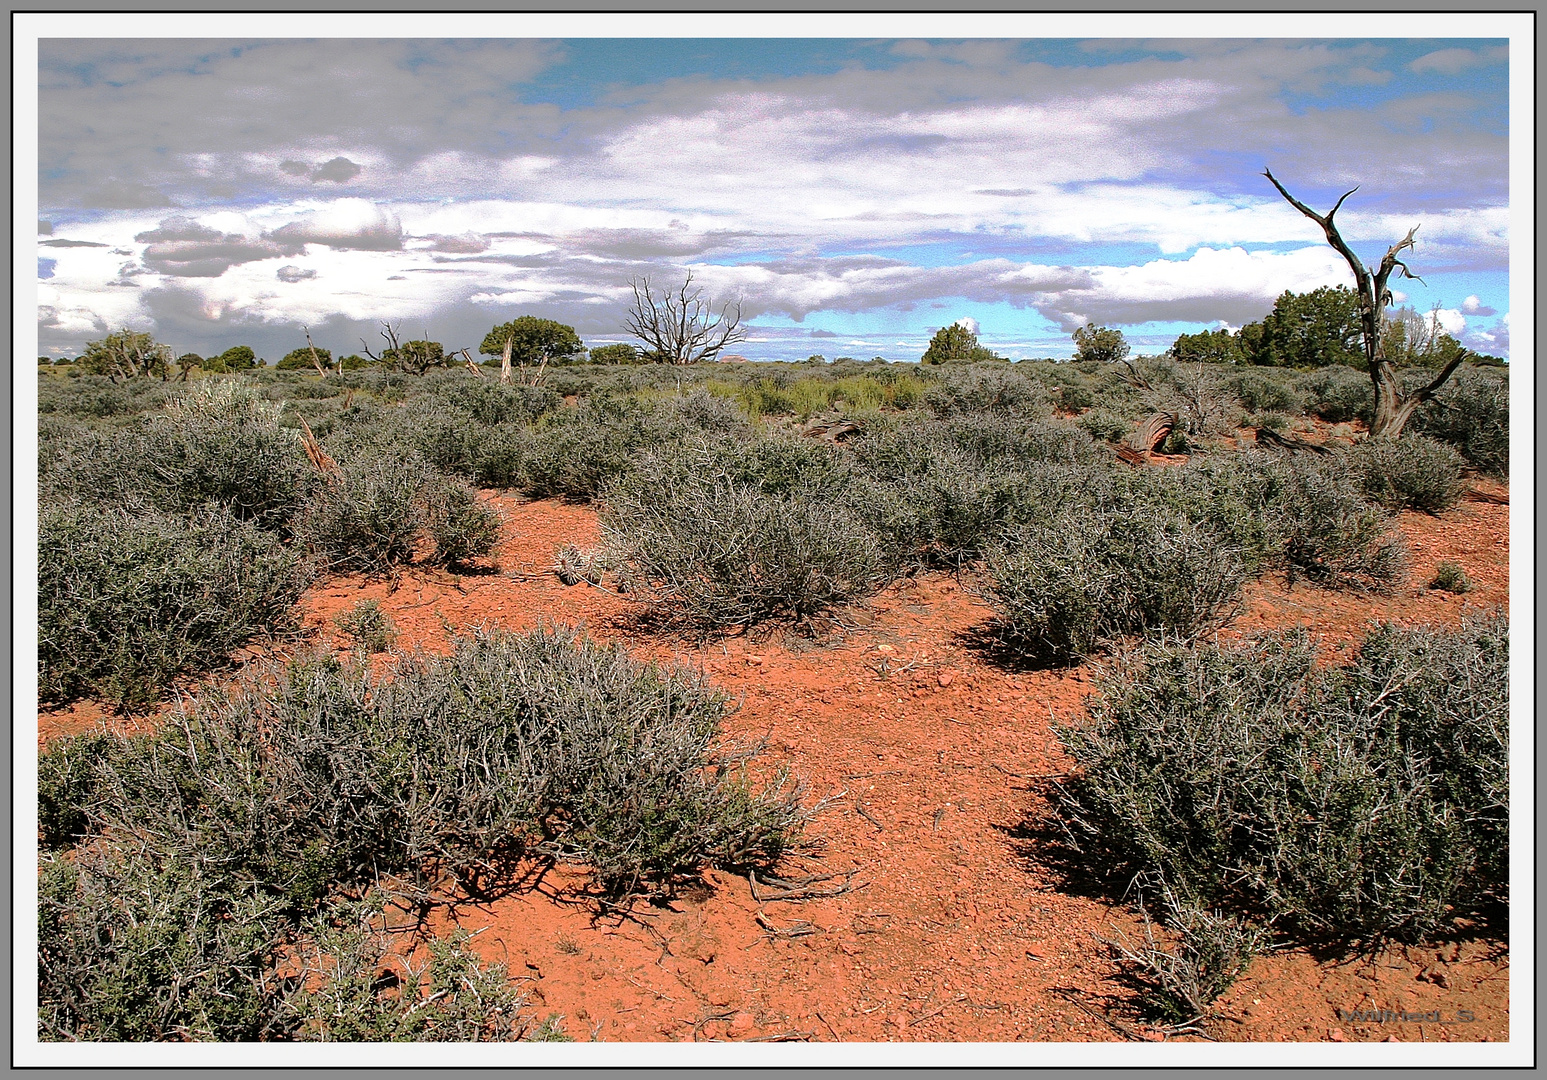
[624,271,747,364]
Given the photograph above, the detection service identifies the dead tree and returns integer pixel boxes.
[1264,169,1469,438]
[624,271,747,364]
[303,326,329,378]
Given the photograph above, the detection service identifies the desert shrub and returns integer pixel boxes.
[39,845,533,1043]
[283,893,528,1042]
[422,477,502,566]
[1263,454,1408,591]
[38,502,309,709]
[298,453,430,572]
[1076,407,1133,443]
[1429,560,1473,594]
[1349,434,1467,513]
[333,599,396,653]
[1228,368,1302,414]
[439,380,559,426]
[36,374,171,418]
[38,733,118,847]
[48,627,803,902]
[41,380,313,531]
[518,395,675,499]
[1103,886,1270,1028]
[1412,366,1509,477]
[1052,615,1509,945]
[604,449,890,632]
[980,508,1248,660]
[1295,365,1372,423]
[39,844,292,1041]
[924,362,1052,417]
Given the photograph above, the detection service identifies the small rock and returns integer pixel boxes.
[1328,1027,1348,1042]
[745,654,764,664]
[889,1011,909,1028]
[730,1012,756,1034]
[1384,1035,1401,1042]
[875,644,895,653]
[938,671,955,687]
[1430,971,1450,989]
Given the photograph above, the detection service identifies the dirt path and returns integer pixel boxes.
[40,485,1512,1043]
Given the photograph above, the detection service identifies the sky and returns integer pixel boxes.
[31,28,1515,363]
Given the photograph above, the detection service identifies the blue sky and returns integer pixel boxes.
[33,29,1513,362]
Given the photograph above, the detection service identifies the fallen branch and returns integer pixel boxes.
[909,994,968,1027]
[1254,426,1332,455]
[749,869,860,903]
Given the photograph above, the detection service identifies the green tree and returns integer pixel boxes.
[587,343,641,365]
[383,340,448,375]
[80,330,171,382]
[479,317,584,381]
[277,346,334,371]
[338,354,370,371]
[1071,323,1129,364]
[921,322,1005,364]
[175,353,204,381]
[216,345,257,371]
[1251,286,1363,368]
[1170,328,1246,364]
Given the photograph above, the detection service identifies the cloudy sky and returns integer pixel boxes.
[29,21,1516,363]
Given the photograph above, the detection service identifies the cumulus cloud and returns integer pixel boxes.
[954,316,980,336]
[1461,294,1496,316]
[133,215,297,277]
[266,200,403,251]
[30,37,1512,360]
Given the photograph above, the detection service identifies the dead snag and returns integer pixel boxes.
[297,416,339,477]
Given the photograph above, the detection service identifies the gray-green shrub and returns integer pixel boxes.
[1350,434,1467,513]
[980,508,1248,660]
[38,502,309,709]
[1412,366,1508,477]
[1052,615,1509,945]
[43,627,804,902]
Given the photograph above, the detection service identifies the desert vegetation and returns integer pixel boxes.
[36,286,1509,1042]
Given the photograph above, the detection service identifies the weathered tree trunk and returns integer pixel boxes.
[500,337,513,383]
[1264,170,1467,440]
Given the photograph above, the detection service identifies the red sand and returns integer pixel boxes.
[39,482,1511,1043]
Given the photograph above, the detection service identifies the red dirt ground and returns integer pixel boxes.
[38,482,1511,1045]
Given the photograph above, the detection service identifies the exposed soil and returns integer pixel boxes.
[38,482,1511,1044]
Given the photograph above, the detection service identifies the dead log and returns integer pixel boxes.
[801,417,865,443]
[1254,427,1332,455]
[1116,412,1177,465]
